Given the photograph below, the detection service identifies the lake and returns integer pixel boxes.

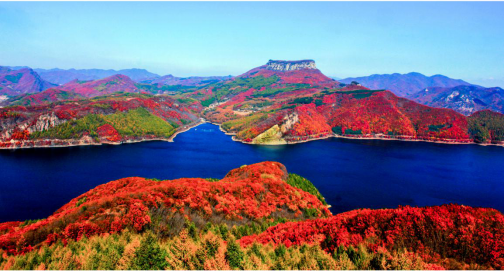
[1,123,503,222]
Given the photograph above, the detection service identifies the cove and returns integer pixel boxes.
[1,122,503,222]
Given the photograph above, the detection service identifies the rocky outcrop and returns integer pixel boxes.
[27,112,67,133]
[251,112,301,144]
[266,60,317,71]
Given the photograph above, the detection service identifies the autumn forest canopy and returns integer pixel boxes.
[1,60,504,149]
[1,60,504,270]
[1,162,503,270]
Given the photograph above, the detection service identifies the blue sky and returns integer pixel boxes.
[1,2,503,87]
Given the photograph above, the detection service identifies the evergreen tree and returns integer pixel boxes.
[225,238,244,269]
[131,234,168,270]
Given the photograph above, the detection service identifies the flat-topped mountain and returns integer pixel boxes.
[238,59,338,86]
[341,72,474,97]
[266,59,317,71]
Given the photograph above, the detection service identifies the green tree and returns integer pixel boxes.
[225,238,244,269]
[131,234,168,270]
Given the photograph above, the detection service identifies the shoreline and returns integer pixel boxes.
[206,121,504,147]
[167,118,206,142]
[2,119,503,149]
[0,118,205,150]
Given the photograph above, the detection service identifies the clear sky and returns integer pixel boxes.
[1,2,503,87]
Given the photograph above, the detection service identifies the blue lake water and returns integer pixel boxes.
[1,122,503,222]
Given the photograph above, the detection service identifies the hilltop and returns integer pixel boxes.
[0,162,502,270]
[55,74,141,98]
[0,162,329,254]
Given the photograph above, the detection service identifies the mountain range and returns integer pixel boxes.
[8,66,232,87]
[8,67,160,85]
[1,61,504,269]
[0,67,56,96]
[141,74,232,87]
[4,65,502,117]
[340,72,474,97]
[407,85,504,115]
[1,60,504,148]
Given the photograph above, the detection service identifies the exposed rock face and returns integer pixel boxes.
[27,112,67,133]
[251,112,300,144]
[266,60,317,71]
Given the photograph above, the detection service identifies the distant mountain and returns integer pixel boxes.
[142,74,232,87]
[0,67,56,96]
[56,74,141,97]
[340,72,474,97]
[29,68,160,85]
[9,66,233,87]
[408,85,504,115]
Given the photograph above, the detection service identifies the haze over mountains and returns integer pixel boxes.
[7,66,232,87]
[339,72,503,115]
[8,67,160,85]
[340,72,475,97]
[142,74,232,87]
[2,62,503,117]
[0,67,56,96]
[408,85,504,116]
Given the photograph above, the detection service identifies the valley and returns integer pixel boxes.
[2,1,503,269]
[1,60,504,149]
[1,60,504,270]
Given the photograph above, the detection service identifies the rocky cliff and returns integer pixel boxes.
[266,59,317,71]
